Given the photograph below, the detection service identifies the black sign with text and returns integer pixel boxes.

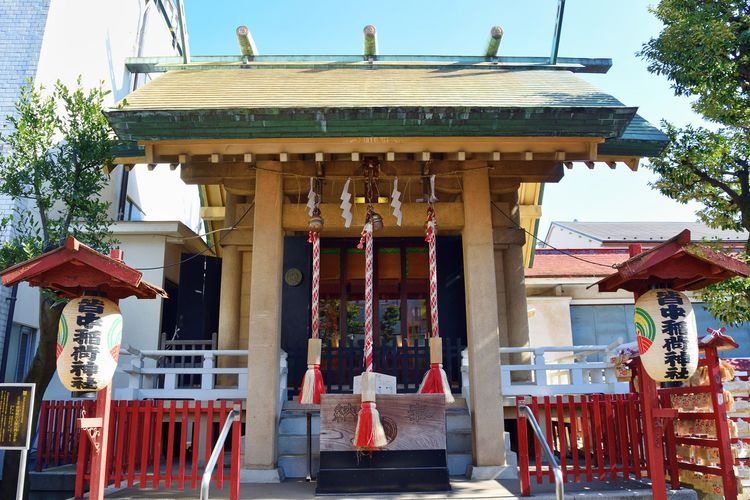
[0,384,34,449]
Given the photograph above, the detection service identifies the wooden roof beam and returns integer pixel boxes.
[181,159,564,184]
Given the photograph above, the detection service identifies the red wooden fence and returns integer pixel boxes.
[516,394,646,496]
[37,400,243,499]
[36,400,95,470]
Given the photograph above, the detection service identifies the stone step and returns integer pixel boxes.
[278,413,320,434]
[279,451,473,479]
[278,453,319,478]
[446,429,472,453]
[446,409,471,432]
[447,452,472,476]
[278,433,321,455]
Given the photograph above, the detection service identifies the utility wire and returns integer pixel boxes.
[136,201,255,271]
[490,201,618,269]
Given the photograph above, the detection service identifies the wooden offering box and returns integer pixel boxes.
[316,393,450,494]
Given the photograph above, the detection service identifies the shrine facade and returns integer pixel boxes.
[106,51,667,477]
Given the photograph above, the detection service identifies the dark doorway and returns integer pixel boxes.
[282,236,466,397]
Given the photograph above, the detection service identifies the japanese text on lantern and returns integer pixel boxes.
[657,290,691,380]
[70,298,103,390]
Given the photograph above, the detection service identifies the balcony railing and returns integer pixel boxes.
[461,345,629,406]
[116,343,626,404]
[116,347,288,409]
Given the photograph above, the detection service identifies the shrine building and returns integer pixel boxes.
[105,34,667,478]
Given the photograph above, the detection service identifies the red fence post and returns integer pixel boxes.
[516,398,531,497]
[230,402,242,500]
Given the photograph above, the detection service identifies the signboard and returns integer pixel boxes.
[0,383,35,450]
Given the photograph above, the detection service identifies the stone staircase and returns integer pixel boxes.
[277,396,482,478]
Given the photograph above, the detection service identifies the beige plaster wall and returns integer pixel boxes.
[527,296,573,363]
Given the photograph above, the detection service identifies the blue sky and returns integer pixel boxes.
[183,0,704,240]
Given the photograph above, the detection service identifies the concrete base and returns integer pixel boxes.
[239,467,285,483]
[466,464,518,480]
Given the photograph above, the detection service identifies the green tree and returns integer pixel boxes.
[640,1,750,325]
[639,0,750,126]
[0,78,116,497]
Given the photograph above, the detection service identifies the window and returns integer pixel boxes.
[123,197,145,221]
[7,324,37,382]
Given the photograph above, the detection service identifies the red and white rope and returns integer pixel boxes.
[363,223,374,372]
[426,207,439,338]
[309,231,320,339]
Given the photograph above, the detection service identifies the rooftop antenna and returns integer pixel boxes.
[363,25,378,59]
[236,26,258,57]
[484,26,504,58]
[549,0,566,64]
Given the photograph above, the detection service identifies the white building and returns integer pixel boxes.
[527,221,750,358]
[0,0,205,398]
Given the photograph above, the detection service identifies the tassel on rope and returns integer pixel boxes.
[298,338,325,404]
[354,372,387,450]
[353,221,387,450]
[298,230,326,404]
[418,337,454,403]
[417,205,454,403]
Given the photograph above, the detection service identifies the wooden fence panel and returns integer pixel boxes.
[36,400,243,500]
[516,394,645,496]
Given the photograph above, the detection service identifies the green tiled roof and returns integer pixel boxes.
[115,68,624,110]
[106,67,656,152]
[599,115,668,157]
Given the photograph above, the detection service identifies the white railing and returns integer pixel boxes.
[116,347,288,407]
[117,344,625,407]
[461,345,629,405]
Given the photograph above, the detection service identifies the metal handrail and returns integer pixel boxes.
[519,405,564,500]
[199,405,241,500]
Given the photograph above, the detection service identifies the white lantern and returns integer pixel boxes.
[57,296,122,392]
[634,288,698,382]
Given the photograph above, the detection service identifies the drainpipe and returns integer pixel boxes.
[0,284,19,382]
[549,0,566,65]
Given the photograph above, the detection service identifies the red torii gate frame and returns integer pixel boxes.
[0,236,166,500]
[597,229,750,500]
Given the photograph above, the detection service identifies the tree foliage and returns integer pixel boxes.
[649,123,750,239]
[0,78,116,268]
[639,0,750,126]
[0,78,116,497]
[641,1,750,325]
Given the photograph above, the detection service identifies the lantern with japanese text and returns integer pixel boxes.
[57,296,123,392]
[634,288,698,382]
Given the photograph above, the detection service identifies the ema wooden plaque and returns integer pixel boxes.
[320,393,446,452]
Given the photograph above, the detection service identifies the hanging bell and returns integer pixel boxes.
[308,207,324,233]
[370,211,384,231]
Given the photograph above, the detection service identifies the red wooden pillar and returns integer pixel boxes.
[636,361,669,500]
[87,384,113,500]
[628,244,670,500]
